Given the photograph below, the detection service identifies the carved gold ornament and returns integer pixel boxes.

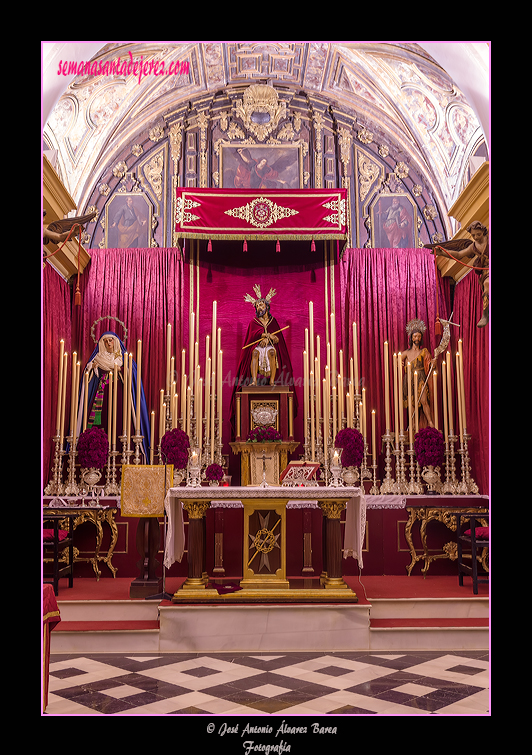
[225,196,299,229]
[235,84,288,142]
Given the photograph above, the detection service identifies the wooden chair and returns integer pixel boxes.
[43,513,76,595]
[457,512,489,595]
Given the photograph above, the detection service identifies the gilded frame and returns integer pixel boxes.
[104,191,152,249]
[369,192,419,248]
[219,143,303,189]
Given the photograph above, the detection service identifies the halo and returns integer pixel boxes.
[91,315,128,344]
[405,318,426,336]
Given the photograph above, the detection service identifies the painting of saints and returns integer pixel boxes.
[222,147,300,189]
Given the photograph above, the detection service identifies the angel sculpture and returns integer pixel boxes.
[43,210,96,246]
[425,221,489,328]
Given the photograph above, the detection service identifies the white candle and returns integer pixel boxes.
[56,340,64,435]
[70,351,77,436]
[310,369,315,460]
[398,353,404,435]
[122,352,128,437]
[159,389,165,443]
[352,322,359,395]
[414,370,419,435]
[83,370,89,432]
[393,353,399,447]
[458,340,467,433]
[372,409,376,463]
[107,370,113,450]
[446,353,453,434]
[189,311,195,390]
[60,352,68,448]
[309,301,314,378]
[127,353,132,448]
[384,341,390,431]
[166,323,172,394]
[197,378,203,452]
[112,365,118,447]
[73,361,80,443]
[136,340,142,434]
[211,301,217,398]
[433,370,438,431]
[323,378,328,463]
[362,387,367,440]
[456,352,463,444]
[217,350,223,448]
[303,349,309,439]
[407,361,413,446]
[442,362,448,443]
[150,411,155,464]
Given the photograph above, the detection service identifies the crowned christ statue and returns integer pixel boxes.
[230,285,298,421]
[399,318,436,429]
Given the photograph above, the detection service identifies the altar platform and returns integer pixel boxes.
[48,572,489,655]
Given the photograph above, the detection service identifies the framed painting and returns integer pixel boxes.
[104,192,152,248]
[370,193,418,248]
[220,144,303,189]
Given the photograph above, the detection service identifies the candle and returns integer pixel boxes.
[414,370,419,435]
[210,369,216,459]
[150,411,155,464]
[352,322,359,395]
[456,352,463,444]
[171,382,176,429]
[303,349,309,435]
[332,385,337,439]
[446,353,453,434]
[211,301,217,396]
[180,349,186,419]
[112,365,118,447]
[136,340,142,434]
[393,353,399,447]
[314,357,320,445]
[309,301,314,377]
[338,374,344,434]
[217,350,223,448]
[331,312,337,392]
[205,356,211,446]
[186,386,191,437]
[56,340,65,435]
[189,311,195,390]
[323,378,328,463]
[398,353,404,436]
[384,341,390,431]
[433,371,438,431]
[197,378,203,452]
[60,352,68,448]
[107,370,113,450]
[407,361,413,446]
[122,352,128,437]
[362,387,367,439]
[127,353,133,449]
[458,340,467,433]
[442,362,448,443]
[310,369,315,460]
[159,389,165,443]
[372,409,376,463]
[83,370,89,432]
[70,351,77,436]
[73,361,80,443]
[166,323,172,394]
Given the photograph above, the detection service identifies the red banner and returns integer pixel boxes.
[175,188,347,241]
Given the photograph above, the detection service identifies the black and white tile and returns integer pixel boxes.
[46,651,489,716]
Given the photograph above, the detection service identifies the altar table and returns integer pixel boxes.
[164,486,365,602]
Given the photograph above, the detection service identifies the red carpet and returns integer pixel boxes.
[49,574,488,602]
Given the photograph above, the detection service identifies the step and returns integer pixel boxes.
[369,596,488,620]
[50,620,161,653]
[56,599,159,622]
[369,617,489,651]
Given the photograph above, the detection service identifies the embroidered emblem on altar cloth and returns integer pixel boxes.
[224,196,299,229]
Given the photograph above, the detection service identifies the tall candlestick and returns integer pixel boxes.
[197,378,203,452]
[310,369,315,460]
[73,361,80,443]
[112,365,118,447]
[186,386,191,437]
[456,352,463,443]
[83,370,89,432]
[211,300,217,399]
[407,361,413,446]
[414,370,419,435]
[309,301,314,378]
[362,387,367,440]
[303,349,309,438]
[180,349,186,418]
[60,352,68,448]
[331,312,337,391]
[122,352,128,437]
[384,341,390,430]
[217,350,223,449]
[189,311,195,390]
[70,352,77,436]
[398,353,404,435]
[323,378,328,463]
[56,340,65,435]
[159,389,165,442]
[127,353,132,449]
[166,323,172,394]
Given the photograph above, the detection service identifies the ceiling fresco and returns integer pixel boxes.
[43,42,488,241]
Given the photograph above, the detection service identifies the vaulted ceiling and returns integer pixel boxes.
[42,42,489,240]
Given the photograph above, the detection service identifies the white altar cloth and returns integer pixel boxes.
[164,486,366,570]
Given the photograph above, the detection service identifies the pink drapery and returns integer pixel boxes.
[42,264,72,486]
[451,271,490,495]
[70,248,184,452]
[339,248,454,462]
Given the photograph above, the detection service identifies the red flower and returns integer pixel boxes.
[334,427,364,467]
[77,426,108,469]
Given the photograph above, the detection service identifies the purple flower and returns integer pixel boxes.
[77,426,108,469]
[334,427,364,467]
[247,426,282,443]
[160,428,190,469]
[205,463,224,481]
[414,427,444,467]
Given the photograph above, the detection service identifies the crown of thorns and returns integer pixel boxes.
[244,284,277,306]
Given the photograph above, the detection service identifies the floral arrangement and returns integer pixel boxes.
[334,427,364,468]
[247,426,282,443]
[414,427,444,468]
[77,426,109,469]
[205,463,224,482]
[160,428,190,470]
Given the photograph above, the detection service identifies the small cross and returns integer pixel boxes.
[260,449,272,488]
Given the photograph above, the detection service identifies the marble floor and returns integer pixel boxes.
[45,649,489,718]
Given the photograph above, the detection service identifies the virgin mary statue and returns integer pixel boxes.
[76,331,151,461]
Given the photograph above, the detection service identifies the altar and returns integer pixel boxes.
[164,485,365,602]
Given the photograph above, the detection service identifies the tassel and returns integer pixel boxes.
[74,282,81,306]
[276,239,280,253]
[435,318,442,336]
[243,239,247,252]
[207,239,212,252]
[311,238,316,252]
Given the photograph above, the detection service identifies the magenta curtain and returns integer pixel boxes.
[42,264,72,486]
[451,271,490,495]
[70,248,184,451]
[339,247,453,468]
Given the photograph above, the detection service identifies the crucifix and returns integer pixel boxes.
[259,449,272,488]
